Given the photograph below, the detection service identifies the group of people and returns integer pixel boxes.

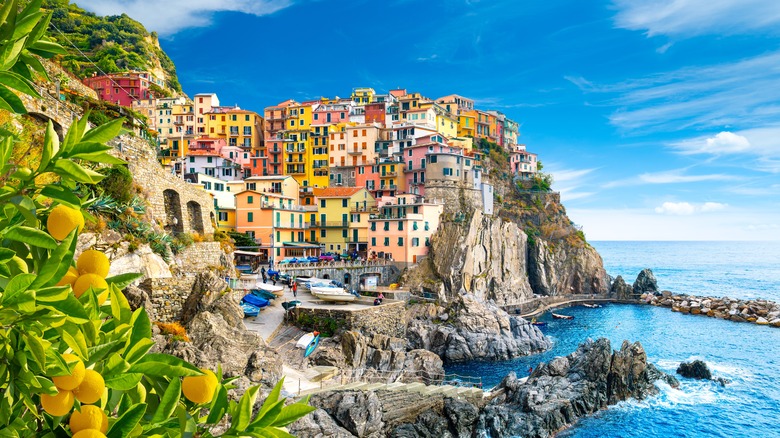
[260,267,280,285]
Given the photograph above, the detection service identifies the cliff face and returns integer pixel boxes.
[528,237,608,296]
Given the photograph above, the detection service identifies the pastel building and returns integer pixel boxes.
[313,187,374,254]
[194,93,220,134]
[83,71,160,107]
[184,173,235,231]
[330,123,382,167]
[183,153,242,181]
[367,194,444,265]
[509,145,538,180]
[205,108,264,150]
[402,133,450,196]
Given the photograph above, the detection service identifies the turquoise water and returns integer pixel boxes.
[446,241,780,437]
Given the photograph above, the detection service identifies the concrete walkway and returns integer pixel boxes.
[241,282,301,342]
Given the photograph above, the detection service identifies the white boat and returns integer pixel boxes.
[256,282,285,297]
[297,277,332,291]
[296,332,316,349]
[311,286,356,302]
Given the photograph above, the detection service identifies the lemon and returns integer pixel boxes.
[47,205,84,241]
[72,430,106,438]
[73,274,109,303]
[56,266,80,287]
[40,388,74,416]
[69,405,108,434]
[77,250,110,278]
[73,369,105,404]
[52,353,85,391]
[182,369,218,404]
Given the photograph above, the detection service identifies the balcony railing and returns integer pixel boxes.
[308,221,349,228]
[348,149,363,155]
[380,171,398,177]
[274,222,309,229]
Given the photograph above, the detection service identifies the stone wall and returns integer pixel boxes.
[140,276,197,322]
[109,134,216,236]
[425,182,484,215]
[41,58,98,100]
[176,242,233,273]
[296,301,406,338]
[277,263,401,290]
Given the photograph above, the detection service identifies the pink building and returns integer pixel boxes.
[83,72,157,107]
[312,103,351,126]
[509,145,538,180]
[354,163,381,196]
[401,134,450,196]
[367,194,443,266]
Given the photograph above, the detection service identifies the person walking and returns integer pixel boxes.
[291,281,298,297]
[260,267,267,284]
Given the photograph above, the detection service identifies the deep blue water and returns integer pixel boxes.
[445,241,780,437]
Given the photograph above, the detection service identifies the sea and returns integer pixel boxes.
[445,241,780,437]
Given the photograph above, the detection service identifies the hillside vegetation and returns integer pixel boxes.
[38,0,181,92]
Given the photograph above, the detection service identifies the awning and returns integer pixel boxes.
[234,250,262,256]
[281,242,322,249]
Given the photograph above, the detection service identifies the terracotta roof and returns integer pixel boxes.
[313,187,364,198]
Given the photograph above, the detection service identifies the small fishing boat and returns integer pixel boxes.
[532,321,547,327]
[241,294,270,309]
[582,303,601,309]
[552,312,574,320]
[281,300,302,311]
[255,282,285,297]
[250,289,277,301]
[296,331,321,357]
[304,332,320,357]
[241,303,260,317]
[311,286,356,302]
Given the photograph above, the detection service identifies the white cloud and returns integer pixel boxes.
[671,131,750,155]
[654,201,728,215]
[551,168,597,183]
[604,169,740,188]
[611,0,780,37]
[76,0,294,35]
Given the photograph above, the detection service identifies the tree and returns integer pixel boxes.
[0,1,313,435]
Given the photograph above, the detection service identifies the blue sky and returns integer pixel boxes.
[78,0,780,240]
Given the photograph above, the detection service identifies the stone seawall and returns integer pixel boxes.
[140,276,197,322]
[295,301,406,338]
[277,263,401,291]
[642,292,780,327]
[175,242,232,273]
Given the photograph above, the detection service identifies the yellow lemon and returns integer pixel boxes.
[52,353,85,391]
[72,430,106,438]
[69,405,108,434]
[40,388,74,417]
[73,274,108,302]
[47,205,84,241]
[77,250,110,278]
[73,369,105,404]
[182,369,218,404]
[56,266,80,287]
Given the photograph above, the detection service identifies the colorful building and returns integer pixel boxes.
[82,71,161,107]
[351,87,376,105]
[312,187,374,254]
[367,194,444,266]
[184,173,235,231]
[509,145,538,180]
[205,108,264,151]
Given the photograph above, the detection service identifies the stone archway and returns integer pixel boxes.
[163,189,184,234]
[187,201,205,234]
[27,112,65,140]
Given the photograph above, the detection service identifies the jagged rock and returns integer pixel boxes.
[477,339,677,437]
[390,411,453,438]
[610,275,633,300]
[180,272,240,327]
[407,295,550,362]
[123,284,151,312]
[676,360,712,380]
[107,243,172,281]
[289,408,356,438]
[443,397,479,436]
[528,237,609,296]
[311,391,385,437]
[633,268,659,296]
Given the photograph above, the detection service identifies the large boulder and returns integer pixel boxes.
[310,391,385,437]
[477,338,678,437]
[633,268,659,296]
[180,272,242,327]
[527,236,609,296]
[407,295,550,362]
[676,360,712,380]
[610,275,633,300]
[288,408,356,438]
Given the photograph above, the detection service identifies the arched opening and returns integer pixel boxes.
[322,273,330,279]
[27,112,64,141]
[187,200,204,234]
[163,189,184,235]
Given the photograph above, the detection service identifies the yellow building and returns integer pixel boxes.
[216,207,236,231]
[284,102,329,202]
[458,109,477,138]
[351,87,376,105]
[313,187,374,253]
[205,108,264,151]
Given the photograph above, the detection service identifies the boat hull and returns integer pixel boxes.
[311,287,356,302]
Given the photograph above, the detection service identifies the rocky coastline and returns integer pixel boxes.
[641,292,780,328]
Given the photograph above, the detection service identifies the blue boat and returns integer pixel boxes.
[242,294,269,309]
[304,332,320,358]
[250,289,277,301]
[241,303,260,317]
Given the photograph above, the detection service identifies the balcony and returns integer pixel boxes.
[273,222,309,229]
[268,148,282,154]
[300,187,313,194]
[317,221,349,228]
[285,146,306,153]
[380,171,398,177]
[313,169,328,177]
[285,156,305,164]
[287,166,306,175]
[229,130,240,137]
[347,149,363,155]
[350,205,376,213]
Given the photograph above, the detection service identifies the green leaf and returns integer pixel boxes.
[206,384,229,424]
[151,377,181,424]
[61,326,88,359]
[0,0,17,29]
[80,118,124,145]
[30,228,76,289]
[3,225,57,249]
[253,427,296,438]
[35,285,70,302]
[0,71,38,98]
[53,159,105,184]
[23,333,46,371]
[11,12,42,42]
[62,114,88,154]
[106,402,146,438]
[232,385,261,431]
[0,248,14,264]
[271,401,317,427]
[40,184,82,208]
[0,37,27,71]
[40,293,89,323]
[249,399,284,429]
[65,141,112,157]
[109,283,132,324]
[70,150,126,165]
[9,195,37,226]
[87,339,125,365]
[2,273,35,312]
[0,83,27,114]
[123,338,154,365]
[126,353,202,377]
[27,39,67,56]
[104,372,142,391]
[106,273,143,290]
[39,120,59,172]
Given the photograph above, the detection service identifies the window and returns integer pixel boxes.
[247,195,254,204]
[371,237,376,246]
[314,113,318,120]
[370,222,376,231]
[383,237,389,246]
[412,238,419,246]
[342,199,348,207]
[425,237,430,246]
[384,221,389,231]
[207,156,213,163]
[398,237,404,246]
[320,199,326,208]
[443,168,453,176]
[321,229,327,237]
[408,160,413,171]
[429,155,437,163]
[189,156,194,163]
[398,222,404,231]
[342,229,348,238]
[218,212,228,221]
[247,212,253,222]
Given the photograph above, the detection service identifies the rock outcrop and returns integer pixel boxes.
[642,292,780,327]
[633,268,659,296]
[406,295,550,362]
[610,275,633,300]
[425,209,534,305]
[677,360,730,386]
[527,237,608,297]
[477,338,678,437]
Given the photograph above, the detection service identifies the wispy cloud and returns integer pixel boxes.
[670,131,750,155]
[668,126,780,172]
[611,0,780,37]
[76,0,294,36]
[654,201,728,215]
[567,51,780,133]
[603,168,740,188]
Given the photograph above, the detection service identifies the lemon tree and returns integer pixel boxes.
[0,1,314,436]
